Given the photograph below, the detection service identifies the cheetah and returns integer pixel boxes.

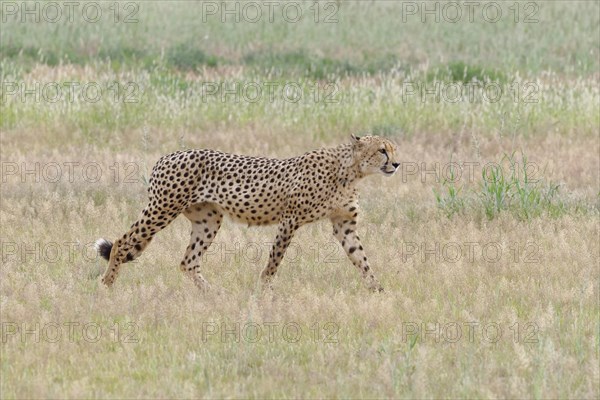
[96,135,400,292]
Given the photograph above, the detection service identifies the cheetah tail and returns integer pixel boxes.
[95,239,113,261]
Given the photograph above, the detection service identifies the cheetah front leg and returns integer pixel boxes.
[260,217,298,289]
[331,214,384,292]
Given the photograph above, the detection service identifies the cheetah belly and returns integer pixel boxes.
[191,173,288,226]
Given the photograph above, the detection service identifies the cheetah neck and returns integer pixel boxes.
[336,144,363,186]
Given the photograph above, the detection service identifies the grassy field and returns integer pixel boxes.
[1,1,599,398]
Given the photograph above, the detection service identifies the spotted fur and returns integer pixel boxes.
[96,135,400,292]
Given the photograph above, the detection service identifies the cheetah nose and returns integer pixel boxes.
[392,162,400,168]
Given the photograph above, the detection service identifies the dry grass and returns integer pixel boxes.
[1,125,598,398]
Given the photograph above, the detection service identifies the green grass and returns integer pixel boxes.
[1,2,598,141]
[433,159,466,218]
[1,64,598,142]
[426,61,507,84]
[2,2,598,76]
[166,43,219,70]
[434,152,573,220]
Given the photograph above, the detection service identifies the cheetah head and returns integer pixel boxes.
[351,134,400,177]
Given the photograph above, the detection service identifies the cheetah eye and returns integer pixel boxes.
[379,149,387,155]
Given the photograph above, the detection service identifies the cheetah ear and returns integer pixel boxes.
[350,134,361,143]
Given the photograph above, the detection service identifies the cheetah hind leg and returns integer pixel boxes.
[259,216,298,291]
[180,203,223,292]
[98,203,178,287]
